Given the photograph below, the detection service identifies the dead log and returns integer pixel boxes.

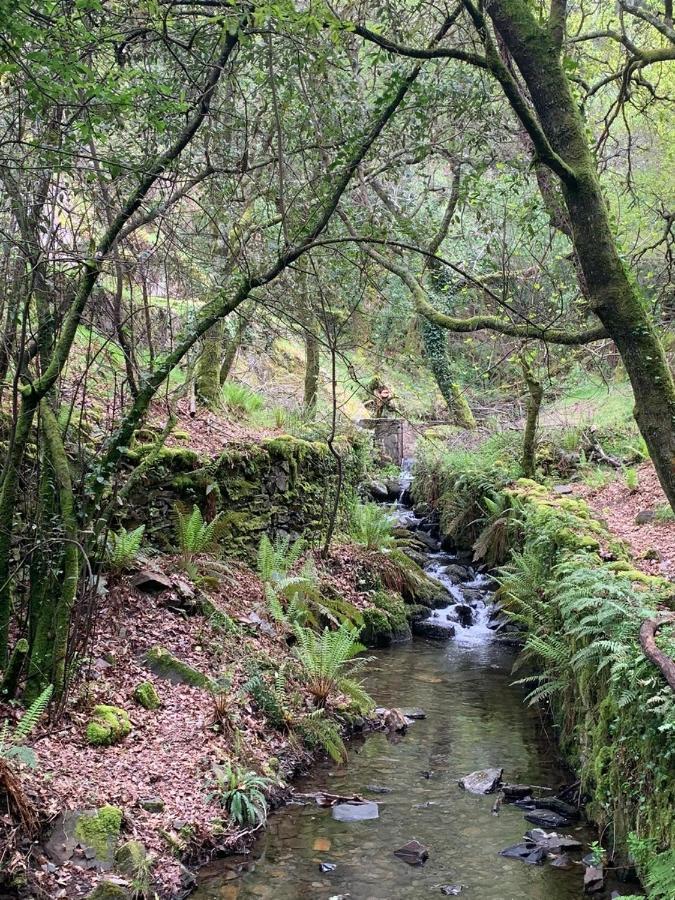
[639,613,675,691]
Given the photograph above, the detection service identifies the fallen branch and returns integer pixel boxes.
[639,613,675,691]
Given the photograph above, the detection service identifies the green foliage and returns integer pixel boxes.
[221,382,265,417]
[106,524,145,571]
[349,501,395,550]
[623,466,639,492]
[296,709,347,762]
[257,533,306,582]
[175,504,224,562]
[654,504,675,522]
[0,684,52,769]
[292,622,373,711]
[472,492,524,567]
[627,835,675,900]
[208,763,272,826]
[581,467,615,490]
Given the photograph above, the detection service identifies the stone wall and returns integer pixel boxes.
[123,435,367,559]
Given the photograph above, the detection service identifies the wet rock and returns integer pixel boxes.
[460,587,484,604]
[412,619,455,640]
[499,843,547,865]
[550,854,572,869]
[584,865,605,893]
[440,886,462,896]
[534,797,580,819]
[524,809,574,829]
[402,548,428,568]
[366,785,392,794]
[399,707,426,720]
[132,569,172,593]
[87,882,131,899]
[442,564,471,583]
[411,530,441,551]
[393,840,429,866]
[319,862,336,873]
[524,829,582,852]
[454,604,474,627]
[384,478,403,500]
[383,708,409,732]
[458,767,503,795]
[367,481,389,501]
[331,801,379,822]
[501,784,535,801]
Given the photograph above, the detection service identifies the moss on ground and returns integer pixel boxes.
[74,805,123,859]
[143,646,211,689]
[133,681,161,710]
[86,706,132,746]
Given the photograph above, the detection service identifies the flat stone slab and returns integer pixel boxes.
[524,809,574,829]
[440,886,462,896]
[458,767,503,795]
[499,843,547,865]
[331,801,379,822]
[501,784,535,801]
[393,840,429,866]
[525,828,583,852]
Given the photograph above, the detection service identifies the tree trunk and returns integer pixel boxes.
[219,315,248,385]
[488,0,675,510]
[421,317,476,428]
[520,356,543,478]
[195,321,226,406]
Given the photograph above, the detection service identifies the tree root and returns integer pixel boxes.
[639,613,675,691]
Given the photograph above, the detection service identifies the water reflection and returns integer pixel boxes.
[194,640,627,900]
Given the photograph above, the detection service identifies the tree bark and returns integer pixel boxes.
[520,355,543,478]
[486,0,675,510]
[421,317,476,428]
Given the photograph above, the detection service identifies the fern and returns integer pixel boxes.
[349,501,395,551]
[257,533,305,583]
[296,709,347,762]
[175,504,224,562]
[208,763,272,826]
[292,622,373,712]
[107,524,145,571]
[0,684,53,769]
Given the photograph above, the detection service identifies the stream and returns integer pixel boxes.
[192,465,639,900]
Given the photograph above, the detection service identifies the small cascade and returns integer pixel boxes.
[384,459,497,645]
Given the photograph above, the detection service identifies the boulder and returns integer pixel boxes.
[86,706,132,747]
[635,509,656,524]
[454,604,474,627]
[442,564,471,584]
[331,801,379,822]
[584,865,605,894]
[553,484,574,495]
[115,841,149,891]
[45,806,123,871]
[367,481,390,501]
[458,767,503,794]
[399,707,426,720]
[412,619,455,640]
[501,784,535,801]
[393,840,429,866]
[533,797,580,819]
[133,681,160,710]
[460,587,484,604]
[131,569,172,593]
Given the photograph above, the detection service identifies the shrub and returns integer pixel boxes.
[106,524,145,571]
[0,684,52,769]
[292,622,373,711]
[208,763,272,826]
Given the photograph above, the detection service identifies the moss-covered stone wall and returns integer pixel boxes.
[123,434,367,559]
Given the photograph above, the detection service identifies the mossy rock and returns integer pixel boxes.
[87,882,131,900]
[133,681,161,710]
[86,706,132,746]
[143,646,211,689]
[362,608,392,647]
[73,805,123,868]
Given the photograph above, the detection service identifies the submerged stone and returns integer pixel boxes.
[584,865,605,893]
[331,801,379,822]
[440,886,462,896]
[524,828,582,852]
[412,620,455,640]
[501,784,535,801]
[393,840,429,866]
[524,809,574,829]
[458,767,503,794]
[399,707,426,720]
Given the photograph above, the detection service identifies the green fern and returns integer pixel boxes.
[175,504,224,563]
[292,622,373,712]
[107,524,145,571]
[0,684,53,769]
[207,763,272,826]
[257,533,306,582]
[296,709,347,762]
[349,501,395,551]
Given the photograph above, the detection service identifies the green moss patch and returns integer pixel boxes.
[143,646,212,689]
[133,680,161,710]
[74,805,123,861]
[86,706,132,746]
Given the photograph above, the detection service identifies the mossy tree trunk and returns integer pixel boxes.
[421,317,476,429]
[485,0,675,509]
[520,355,543,478]
[195,320,226,407]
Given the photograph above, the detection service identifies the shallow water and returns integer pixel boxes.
[193,637,632,900]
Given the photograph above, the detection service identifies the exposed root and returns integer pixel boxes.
[639,613,675,691]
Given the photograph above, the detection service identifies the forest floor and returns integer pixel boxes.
[573,461,675,578]
[4,549,381,900]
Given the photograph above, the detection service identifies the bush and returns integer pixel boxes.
[292,622,373,711]
[349,501,394,551]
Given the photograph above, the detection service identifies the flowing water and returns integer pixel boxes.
[193,467,638,900]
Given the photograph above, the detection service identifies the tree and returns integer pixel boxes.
[346,0,675,508]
